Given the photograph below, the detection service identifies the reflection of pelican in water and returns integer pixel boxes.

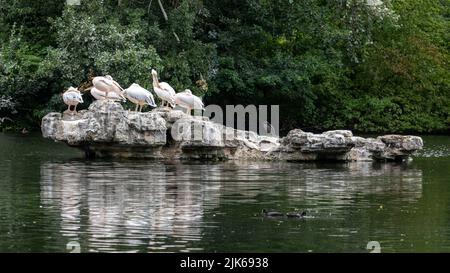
[40,161,221,252]
[40,163,84,239]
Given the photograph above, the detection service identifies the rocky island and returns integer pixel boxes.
[41,100,423,162]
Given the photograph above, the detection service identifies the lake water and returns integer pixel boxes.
[1,133,450,253]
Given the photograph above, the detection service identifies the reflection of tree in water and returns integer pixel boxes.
[40,161,222,252]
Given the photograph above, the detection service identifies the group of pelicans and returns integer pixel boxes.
[62,69,204,115]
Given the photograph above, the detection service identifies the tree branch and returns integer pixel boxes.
[157,0,180,43]
[173,31,180,43]
[147,0,153,14]
[157,0,168,21]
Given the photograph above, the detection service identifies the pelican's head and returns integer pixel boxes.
[67,86,80,93]
[184,89,192,95]
[151,69,158,76]
[105,75,113,80]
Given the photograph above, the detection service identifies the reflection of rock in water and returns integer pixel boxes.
[208,161,423,204]
[40,161,221,252]
[287,162,423,203]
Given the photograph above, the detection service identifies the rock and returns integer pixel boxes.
[41,101,423,162]
[269,129,422,162]
[42,100,167,158]
[378,135,423,150]
[279,129,354,153]
[115,111,166,145]
[166,109,187,123]
[345,137,386,161]
[41,113,62,139]
[269,129,355,161]
[172,116,224,148]
[347,147,373,162]
[375,135,424,161]
[323,130,353,138]
[258,136,280,152]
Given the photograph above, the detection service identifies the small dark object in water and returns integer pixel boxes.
[286,211,306,218]
[262,209,284,217]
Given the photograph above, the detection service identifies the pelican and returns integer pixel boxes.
[123,83,157,112]
[174,89,205,114]
[90,87,125,102]
[151,69,175,108]
[62,87,83,114]
[92,75,126,101]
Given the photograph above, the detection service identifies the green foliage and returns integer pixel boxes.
[154,0,217,96]
[0,26,50,128]
[0,0,64,47]
[44,4,162,87]
[202,0,356,131]
[343,0,450,133]
[0,0,449,133]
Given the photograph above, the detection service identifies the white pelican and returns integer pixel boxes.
[90,87,125,102]
[151,69,175,107]
[123,83,157,112]
[62,87,83,114]
[92,75,126,101]
[174,89,205,114]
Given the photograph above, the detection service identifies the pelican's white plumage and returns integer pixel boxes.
[151,69,175,107]
[124,83,157,112]
[158,82,176,96]
[92,75,126,101]
[90,87,125,101]
[62,87,83,113]
[174,89,204,114]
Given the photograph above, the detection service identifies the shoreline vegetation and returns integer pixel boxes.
[1,0,449,135]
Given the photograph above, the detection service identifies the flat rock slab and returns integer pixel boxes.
[42,100,423,161]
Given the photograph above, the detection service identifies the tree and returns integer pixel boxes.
[0,0,449,133]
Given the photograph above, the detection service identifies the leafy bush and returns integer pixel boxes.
[0,0,449,133]
[43,6,162,89]
[0,26,49,128]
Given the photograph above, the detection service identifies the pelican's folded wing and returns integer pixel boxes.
[159,82,176,96]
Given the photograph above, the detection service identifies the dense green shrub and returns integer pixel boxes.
[0,0,449,133]
[44,6,162,88]
[0,26,50,129]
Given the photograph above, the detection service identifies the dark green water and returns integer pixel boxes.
[1,133,450,253]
